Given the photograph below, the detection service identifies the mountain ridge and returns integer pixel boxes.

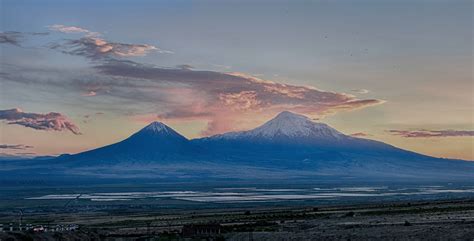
[51,111,474,181]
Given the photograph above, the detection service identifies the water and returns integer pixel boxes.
[23,185,474,203]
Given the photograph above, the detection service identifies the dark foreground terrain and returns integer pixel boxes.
[0,199,473,241]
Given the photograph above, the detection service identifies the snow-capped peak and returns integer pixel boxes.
[131,121,189,141]
[141,121,171,134]
[212,111,347,141]
[251,111,345,139]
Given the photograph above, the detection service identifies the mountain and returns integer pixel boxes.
[204,111,346,143]
[36,111,474,181]
[194,111,422,159]
[65,122,198,165]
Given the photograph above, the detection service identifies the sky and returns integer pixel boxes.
[0,0,473,160]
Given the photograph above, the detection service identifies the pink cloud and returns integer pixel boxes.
[93,61,385,135]
[51,36,171,59]
[48,24,93,34]
[0,108,81,135]
[81,91,97,97]
[219,91,262,111]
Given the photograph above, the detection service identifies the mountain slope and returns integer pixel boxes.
[194,111,424,156]
[192,112,472,178]
[64,122,198,164]
[51,111,474,181]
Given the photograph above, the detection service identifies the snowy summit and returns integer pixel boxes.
[141,121,170,134]
[211,111,346,141]
[131,121,189,142]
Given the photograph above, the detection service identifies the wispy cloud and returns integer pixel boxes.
[48,24,97,35]
[0,144,33,150]
[82,112,104,123]
[176,64,194,70]
[0,108,81,135]
[351,132,371,137]
[15,152,36,156]
[50,37,170,59]
[81,91,97,97]
[351,89,370,94]
[0,31,23,46]
[47,24,171,59]
[0,31,48,46]
[388,129,474,138]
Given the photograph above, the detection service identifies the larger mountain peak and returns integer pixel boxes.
[209,111,347,141]
[270,111,314,125]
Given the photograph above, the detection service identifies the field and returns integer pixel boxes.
[1,182,474,240]
[0,199,473,240]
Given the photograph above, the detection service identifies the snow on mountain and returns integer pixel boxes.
[131,121,188,141]
[207,111,346,141]
[141,121,171,134]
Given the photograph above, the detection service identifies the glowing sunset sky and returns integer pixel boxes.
[0,0,473,160]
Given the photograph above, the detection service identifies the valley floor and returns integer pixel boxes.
[0,199,473,240]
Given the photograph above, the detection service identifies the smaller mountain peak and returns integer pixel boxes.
[124,121,190,143]
[147,121,167,127]
[142,121,170,133]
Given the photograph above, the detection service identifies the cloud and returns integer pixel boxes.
[82,112,104,123]
[388,129,474,138]
[0,144,33,150]
[1,26,384,136]
[0,108,81,135]
[2,56,383,136]
[350,132,371,137]
[81,91,97,97]
[351,89,370,94]
[47,24,172,58]
[0,31,23,46]
[48,24,95,35]
[219,91,262,111]
[211,64,232,70]
[50,36,171,59]
[0,31,49,46]
[94,60,384,135]
[176,64,194,70]
[15,152,36,155]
